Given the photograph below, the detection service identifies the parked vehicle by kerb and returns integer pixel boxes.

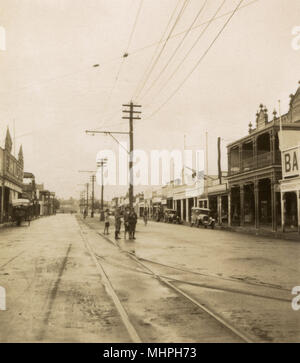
[12,199,32,226]
[164,209,182,224]
[190,207,215,229]
[164,209,177,223]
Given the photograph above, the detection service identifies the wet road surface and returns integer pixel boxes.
[0,214,299,342]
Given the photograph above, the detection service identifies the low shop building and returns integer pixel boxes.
[0,129,24,223]
[40,190,56,216]
[280,144,300,233]
[208,179,229,225]
[22,172,40,217]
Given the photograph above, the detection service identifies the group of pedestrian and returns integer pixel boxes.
[123,208,138,240]
[103,207,138,240]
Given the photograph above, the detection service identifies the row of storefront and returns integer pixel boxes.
[114,82,300,235]
[0,128,57,223]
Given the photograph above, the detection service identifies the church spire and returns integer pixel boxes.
[18,145,24,167]
[5,127,12,153]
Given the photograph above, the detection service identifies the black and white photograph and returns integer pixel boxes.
[0,0,300,346]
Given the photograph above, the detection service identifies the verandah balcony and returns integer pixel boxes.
[230,151,281,175]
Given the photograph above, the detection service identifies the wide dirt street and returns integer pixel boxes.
[0,214,299,342]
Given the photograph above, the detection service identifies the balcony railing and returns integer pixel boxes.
[230,151,281,175]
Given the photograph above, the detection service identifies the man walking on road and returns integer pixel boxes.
[114,209,121,240]
[143,208,148,226]
[104,209,110,235]
[129,209,138,240]
[124,207,130,239]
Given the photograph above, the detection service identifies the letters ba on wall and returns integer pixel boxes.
[282,146,300,179]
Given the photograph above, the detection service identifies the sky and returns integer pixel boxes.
[0,0,300,200]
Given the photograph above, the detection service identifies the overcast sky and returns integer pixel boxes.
[0,0,300,199]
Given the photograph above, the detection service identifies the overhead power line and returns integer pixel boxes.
[131,0,182,101]
[0,1,258,100]
[99,0,144,124]
[129,0,259,58]
[144,0,227,107]
[132,0,191,101]
[140,0,209,101]
[145,0,245,120]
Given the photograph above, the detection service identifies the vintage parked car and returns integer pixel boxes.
[190,207,215,229]
[12,199,32,226]
[164,209,177,223]
[164,209,182,224]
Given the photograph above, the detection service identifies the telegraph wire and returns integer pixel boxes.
[129,0,258,58]
[125,0,145,54]
[144,0,245,120]
[143,0,227,107]
[99,0,144,125]
[131,0,182,100]
[140,0,209,101]
[133,0,191,101]
[0,1,258,100]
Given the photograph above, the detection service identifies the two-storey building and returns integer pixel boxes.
[0,129,24,223]
[227,82,300,232]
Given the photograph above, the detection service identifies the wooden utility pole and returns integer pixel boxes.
[122,102,141,209]
[205,131,209,176]
[218,137,222,184]
[90,174,96,218]
[86,102,141,210]
[86,183,89,214]
[79,171,96,217]
[97,159,107,221]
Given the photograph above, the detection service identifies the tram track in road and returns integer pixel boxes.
[124,251,255,343]
[77,220,142,343]
[78,217,258,343]
[137,256,290,292]
[82,218,289,292]
[81,218,291,300]
[0,250,25,271]
[93,251,290,304]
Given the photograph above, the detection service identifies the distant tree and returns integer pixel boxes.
[53,199,60,210]
[94,200,100,210]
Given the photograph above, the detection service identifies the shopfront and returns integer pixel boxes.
[280,145,300,233]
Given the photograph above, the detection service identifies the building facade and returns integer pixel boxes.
[227,83,300,231]
[0,129,24,223]
[280,144,300,233]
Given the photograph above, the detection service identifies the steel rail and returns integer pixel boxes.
[78,220,142,343]
[126,252,255,343]
[81,219,254,342]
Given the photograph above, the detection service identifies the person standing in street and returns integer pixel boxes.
[114,209,121,240]
[104,209,110,235]
[124,207,130,239]
[129,208,138,240]
[143,208,148,226]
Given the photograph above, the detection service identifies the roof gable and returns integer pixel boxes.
[289,82,300,123]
